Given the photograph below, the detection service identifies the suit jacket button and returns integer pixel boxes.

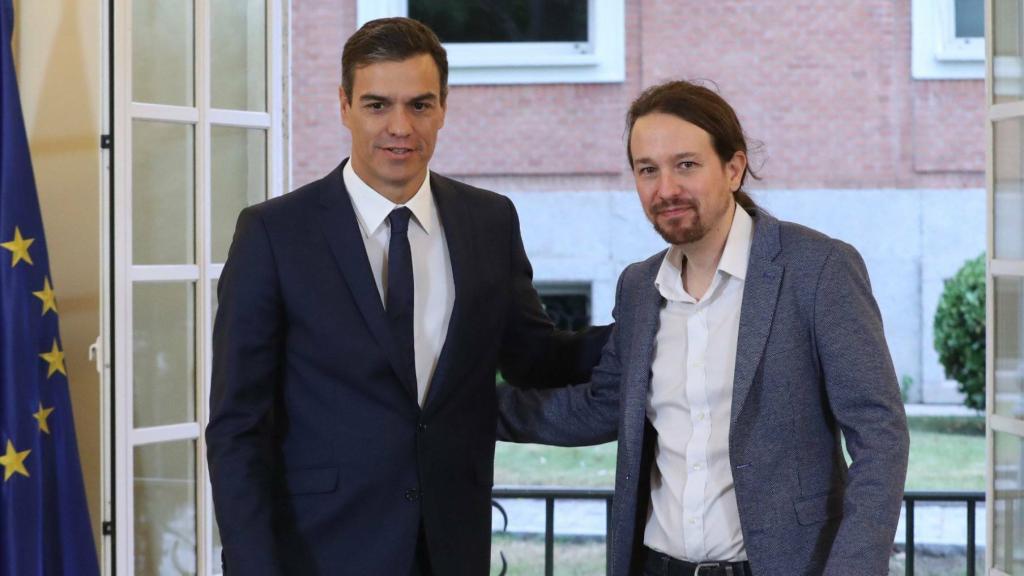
[625,474,631,481]
[405,489,419,502]
[417,423,428,432]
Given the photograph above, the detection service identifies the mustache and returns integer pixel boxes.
[651,198,698,215]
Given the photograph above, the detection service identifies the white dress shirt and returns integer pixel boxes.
[643,206,753,561]
[343,161,455,406]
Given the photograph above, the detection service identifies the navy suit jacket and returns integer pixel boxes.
[497,210,910,576]
[207,161,607,575]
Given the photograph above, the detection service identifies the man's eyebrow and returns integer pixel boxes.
[631,151,700,167]
[358,93,391,103]
[408,92,439,103]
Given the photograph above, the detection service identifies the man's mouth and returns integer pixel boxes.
[381,146,415,157]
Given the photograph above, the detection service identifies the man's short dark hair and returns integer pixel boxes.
[342,17,449,104]
[626,80,760,211]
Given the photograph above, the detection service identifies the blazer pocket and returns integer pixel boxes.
[285,466,338,495]
[793,491,843,526]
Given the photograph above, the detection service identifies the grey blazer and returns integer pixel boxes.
[497,209,910,576]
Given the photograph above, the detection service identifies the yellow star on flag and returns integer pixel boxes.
[0,440,31,481]
[1,226,34,267]
[39,339,66,378]
[34,403,55,434]
[33,276,58,316]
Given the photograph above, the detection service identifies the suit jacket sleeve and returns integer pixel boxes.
[206,207,286,576]
[815,242,910,575]
[496,197,611,389]
[494,263,625,447]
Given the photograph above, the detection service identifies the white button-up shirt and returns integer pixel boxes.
[643,206,753,562]
[343,161,455,406]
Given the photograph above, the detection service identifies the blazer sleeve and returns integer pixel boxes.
[494,265,625,447]
[206,207,286,576]
[496,196,611,389]
[815,242,910,575]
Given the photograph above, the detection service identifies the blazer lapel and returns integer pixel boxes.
[623,257,664,448]
[318,161,418,400]
[731,210,784,425]
[422,173,473,412]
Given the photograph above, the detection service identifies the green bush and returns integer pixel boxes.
[933,254,986,411]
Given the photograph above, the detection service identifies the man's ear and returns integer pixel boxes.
[339,86,351,128]
[727,151,748,192]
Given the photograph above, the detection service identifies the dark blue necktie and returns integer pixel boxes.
[387,207,417,393]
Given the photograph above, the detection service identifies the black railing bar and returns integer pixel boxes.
[903,490,985,502]
[905,499,915,576]
[967,500,976,576]
[605,499,613,576]
[545,497,555,576]
[493,486,614,499]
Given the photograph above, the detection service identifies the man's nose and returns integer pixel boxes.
[387,109,412,137]
[656,172,680,198]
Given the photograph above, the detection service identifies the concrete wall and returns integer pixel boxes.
[14,0,104,557]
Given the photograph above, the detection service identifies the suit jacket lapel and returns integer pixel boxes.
[422,173,473,412]
[318,161,418,401]
[731,210,784,425]
[624,256,664,445]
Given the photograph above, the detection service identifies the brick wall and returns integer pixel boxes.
[290,0,984,192]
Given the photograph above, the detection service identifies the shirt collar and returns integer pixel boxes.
[343,159,435,237]
[654,205,754,302]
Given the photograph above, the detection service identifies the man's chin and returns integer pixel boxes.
[654,223,705,245]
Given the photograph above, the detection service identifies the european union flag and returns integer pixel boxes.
[0,0,100,574]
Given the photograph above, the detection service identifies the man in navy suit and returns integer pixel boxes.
[207,18,607,576]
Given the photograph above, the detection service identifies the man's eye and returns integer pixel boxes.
[367,102,385,111]
[638,166,656,176]
[413,102,431,111]
[679,161,697,169]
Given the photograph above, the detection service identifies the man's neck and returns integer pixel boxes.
[678,201,736,300]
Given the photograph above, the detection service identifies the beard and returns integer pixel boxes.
[650,198,707,245]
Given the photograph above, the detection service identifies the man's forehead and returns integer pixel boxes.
[351,55,441,94]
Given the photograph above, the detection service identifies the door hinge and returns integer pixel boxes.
[100,134,113,150]
[102,520,114,536]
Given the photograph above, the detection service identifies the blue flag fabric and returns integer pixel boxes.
[0,1,101,574]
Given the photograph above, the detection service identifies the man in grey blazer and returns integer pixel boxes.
[497,81,910,576]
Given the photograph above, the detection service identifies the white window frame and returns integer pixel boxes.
[913,0,985,79]
[110,0,287,574]
[357,0,624,85]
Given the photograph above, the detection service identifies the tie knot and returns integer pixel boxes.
[389,207,413,235]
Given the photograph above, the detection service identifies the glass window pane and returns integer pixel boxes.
[993,431,1024,574]
[133,0,194,106]
[410,0,588,43]
[133,120,196,265]
[211,0,266,111]
[955,0,984,38]
[994,0,1024,103]
[994,119,1024,259]
[211,127,267,262]
[134,440,197,575]
[133,282,196,427]
[997,277,1024,420]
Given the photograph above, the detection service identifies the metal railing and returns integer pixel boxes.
[491,487,986,576]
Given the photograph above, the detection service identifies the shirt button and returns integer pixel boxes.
[692,463,702,471]
[405,489,419,502]
[688,518,697,525]
[696,412,706,421]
